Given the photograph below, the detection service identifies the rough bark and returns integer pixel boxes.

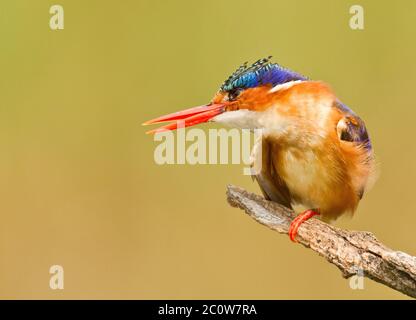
[226,185,416,298]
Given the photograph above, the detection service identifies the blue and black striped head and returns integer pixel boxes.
[219,56,307,101]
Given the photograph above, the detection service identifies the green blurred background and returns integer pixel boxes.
[0,0,415,299]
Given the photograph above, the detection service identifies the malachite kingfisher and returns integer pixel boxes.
[144,57,377,242]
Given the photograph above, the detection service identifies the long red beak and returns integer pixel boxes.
[143,103,225,134]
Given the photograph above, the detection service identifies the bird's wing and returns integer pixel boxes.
[252,137,292,209]
[335,101,377,198]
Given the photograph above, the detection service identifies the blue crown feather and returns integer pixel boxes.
[220,56,307,92]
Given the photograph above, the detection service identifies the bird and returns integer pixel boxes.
[143,56,376,242]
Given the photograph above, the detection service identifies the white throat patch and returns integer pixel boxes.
[212,109,260,129]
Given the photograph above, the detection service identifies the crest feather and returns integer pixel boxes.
[220,56,307,92]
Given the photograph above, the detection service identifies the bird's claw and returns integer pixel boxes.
[288,209,320,242]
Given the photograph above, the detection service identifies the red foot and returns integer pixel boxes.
[289,209,320,243]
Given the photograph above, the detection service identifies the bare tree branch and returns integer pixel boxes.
[226,185,416,298]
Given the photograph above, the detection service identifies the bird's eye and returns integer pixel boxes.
[227,88,243,101]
